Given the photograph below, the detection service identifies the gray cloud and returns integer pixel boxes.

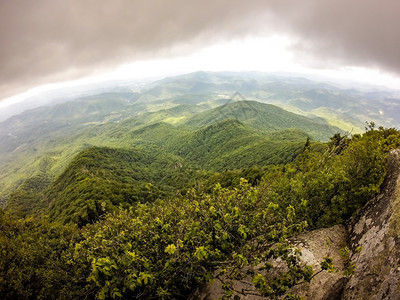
[1,0,399,100]
[280,1,400,73]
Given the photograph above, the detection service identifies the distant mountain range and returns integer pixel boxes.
[1,71,399,207]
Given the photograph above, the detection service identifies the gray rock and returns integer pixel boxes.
[190,225,348,300]
[343,149,400,300]
[290,225,348,300]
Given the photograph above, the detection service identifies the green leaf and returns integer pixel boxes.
[165,244,177,255]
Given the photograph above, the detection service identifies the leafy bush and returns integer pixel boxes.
[258,125,400,227]
[66,179,308,299]
[0,210,80,299]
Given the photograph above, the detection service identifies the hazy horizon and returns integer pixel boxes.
[1,0,400,106]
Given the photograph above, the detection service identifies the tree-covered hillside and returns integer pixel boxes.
[1,125,399,299]
[1,72,400,298]
[183,100,339,141]
[3,70,399,204]
[45,146,190,226]
[0,98,335,204]
[6,117,316,225]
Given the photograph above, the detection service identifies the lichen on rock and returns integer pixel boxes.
[343,149,400,300]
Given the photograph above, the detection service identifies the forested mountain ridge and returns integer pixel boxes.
[137,71,400,131]
[0,96,338,205]
[1,72,400,299]
[183,100,338,141]
[5,115,315,223]
[45,146,189,225]
[1,124,400,299]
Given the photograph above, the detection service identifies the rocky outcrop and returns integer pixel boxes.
[342,149,400,299]
[190,226,349,300]
[192,150,400,299]
[290,225,348,300]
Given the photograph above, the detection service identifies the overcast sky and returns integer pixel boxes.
[1,0,400,103]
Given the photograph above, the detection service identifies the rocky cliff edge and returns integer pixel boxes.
[193,149,400,299]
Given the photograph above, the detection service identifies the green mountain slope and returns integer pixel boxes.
[4,71,374,206]
[137,71,400,131]
[174,119,306,170]
[2,126,399,299]
[124,117,312,171]
[0,93,137,154]
[5,118,315,222]
[1,71,400,299]
[184,100,341,141]
[0,98,334,206]
[44,146,191,225]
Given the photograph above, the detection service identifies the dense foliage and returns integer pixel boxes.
[259,125,399,227]
[45,145,192,226]
[1,125,400,299]
[6,120,312,225]
[0,211,79,299]
[0,98,338,205]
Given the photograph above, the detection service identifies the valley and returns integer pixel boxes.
[1,72,400,299]
[3,71,400,206]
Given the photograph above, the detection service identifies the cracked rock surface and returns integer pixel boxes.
[343,149,400,300]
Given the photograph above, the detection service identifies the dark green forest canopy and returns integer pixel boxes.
[0,98,340,207]
[6,134,307,225]
[6,107,326,225]
[3,70,400,206]
[183,100,339,141]
[1,125,400,299]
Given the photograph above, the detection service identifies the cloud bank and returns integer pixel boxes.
[1,0,399,100]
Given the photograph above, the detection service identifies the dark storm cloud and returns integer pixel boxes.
[0,0,399,100]
[279,0,400,72]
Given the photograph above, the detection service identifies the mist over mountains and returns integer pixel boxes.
[1,71,400,299]
[1,71,400,204]
[2,71,400,126]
